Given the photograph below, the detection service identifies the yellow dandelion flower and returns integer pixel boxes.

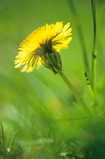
[15,21,72,73]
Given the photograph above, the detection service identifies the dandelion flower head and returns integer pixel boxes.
[15,22,72,72]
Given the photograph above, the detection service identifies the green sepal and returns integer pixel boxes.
[41,50,62,74]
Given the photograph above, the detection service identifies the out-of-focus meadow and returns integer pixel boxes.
[0,0,105,158]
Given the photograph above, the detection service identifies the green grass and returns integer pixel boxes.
[0,0,105,158]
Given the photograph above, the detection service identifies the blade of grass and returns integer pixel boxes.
[7,130,18,152]
[1,122,5,151]
[84,72,96,102]
[67,0,90,77]
[91,0,97,92]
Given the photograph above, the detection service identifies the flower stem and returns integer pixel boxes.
[91,0,97,92]
[57,69,92,116]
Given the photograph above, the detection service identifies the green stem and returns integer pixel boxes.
[67,0,90,76]
[57,69,92,116]
[84,72,96,102]
[91,0,97,92]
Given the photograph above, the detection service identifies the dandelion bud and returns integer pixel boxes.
[41,50,62,74]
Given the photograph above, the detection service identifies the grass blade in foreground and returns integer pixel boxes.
[1,123,5,151]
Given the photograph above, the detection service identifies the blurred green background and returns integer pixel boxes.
[0,0,105,158]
